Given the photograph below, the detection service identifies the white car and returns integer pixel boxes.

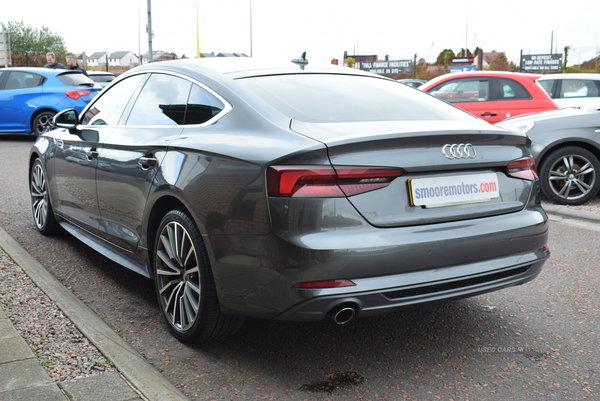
[537,73,600,108]
[86,71,116,88]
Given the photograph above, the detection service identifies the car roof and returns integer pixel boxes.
[537,73,600,80]
[2,67,67,76]
[422,70,543,88]
[129,57,379,80]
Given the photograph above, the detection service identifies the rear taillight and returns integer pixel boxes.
[267,166,404,197]
[65,90,91,100]
[507,156,538,180]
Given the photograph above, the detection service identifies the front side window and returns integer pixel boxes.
[537,79,555,97]
[82,74,145,126]
[495,78,531,100]
[126,74,192,126]
[429,78,489,103]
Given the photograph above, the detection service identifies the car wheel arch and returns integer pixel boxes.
[144,194,210,277]
[537,139,600,168]
[30,108,58,135]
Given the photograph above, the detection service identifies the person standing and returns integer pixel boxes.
[44,52,66,69]
[66,54,88,76]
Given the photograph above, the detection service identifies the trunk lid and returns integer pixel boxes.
[290,120,534,227]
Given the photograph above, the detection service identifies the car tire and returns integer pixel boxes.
[32,111,56,138]
[153,210,244,343]
[30,158,60,235]
[539,146,600,205]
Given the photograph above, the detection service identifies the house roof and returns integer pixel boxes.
[217,53,249,57]
[142,50,167,58]
[483,51,504,64]
[110,51,133,59]
[89,52,110,59]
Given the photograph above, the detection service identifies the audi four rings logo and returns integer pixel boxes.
[442,143,477,159]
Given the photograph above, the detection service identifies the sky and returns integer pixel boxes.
[2,0,599,67]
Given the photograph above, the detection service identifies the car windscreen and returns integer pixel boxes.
[57,72,96,87]
[235,74,474,123]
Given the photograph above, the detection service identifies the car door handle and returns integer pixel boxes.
[86,150,99,159]
[480,113,497,116]
[139,157,157,167]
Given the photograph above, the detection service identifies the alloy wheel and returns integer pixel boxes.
[547,154,596,201]
[31,162,49,230]
[33,112,55,137]
[155,221,201,332]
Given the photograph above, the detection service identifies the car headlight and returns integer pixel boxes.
[497,121,535,135]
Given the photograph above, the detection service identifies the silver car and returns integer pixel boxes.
[497,98,600,205]
[29,57,550,343]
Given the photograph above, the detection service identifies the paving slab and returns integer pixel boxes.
[59,372,142,401]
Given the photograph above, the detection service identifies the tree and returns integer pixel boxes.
[0,20,67,53]
[435,49,455,65]
[563,46,570,71]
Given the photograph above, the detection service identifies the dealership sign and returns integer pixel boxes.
[360,60,412,75]
[450,65,476,73]
[521,54,563,72]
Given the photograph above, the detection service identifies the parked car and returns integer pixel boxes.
[420,71,558,123]
[87,71,116,88]
[0,67,101,137]
[497,98,600,205]
[397,78,426,88]
[536,73,600,108]
[29,58,550,343]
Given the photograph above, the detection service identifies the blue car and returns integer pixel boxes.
[0,67,101,137]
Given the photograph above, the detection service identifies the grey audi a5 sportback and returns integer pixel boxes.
[29,56,550,343]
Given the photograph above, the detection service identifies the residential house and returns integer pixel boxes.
[109,51,140,67]
[474,50,506,69]
[74,52,88,66]
[87,52,110,67]
[142,50,168,64]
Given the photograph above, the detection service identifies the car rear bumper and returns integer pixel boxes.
[274,253,547,321]
[211,200,549,321]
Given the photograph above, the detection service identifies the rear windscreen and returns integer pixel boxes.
[57,72,96,87]
[236,74,475,123]
[90,75,116,83]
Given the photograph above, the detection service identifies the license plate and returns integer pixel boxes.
[409,173,499,208]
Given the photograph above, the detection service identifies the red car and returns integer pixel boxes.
[420,71,558,123]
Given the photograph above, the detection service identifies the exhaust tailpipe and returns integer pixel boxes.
[329,306,356,325]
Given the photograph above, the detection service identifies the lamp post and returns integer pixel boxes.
[193,0,200,58]
[552,21,558,54]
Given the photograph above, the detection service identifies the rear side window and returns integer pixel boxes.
[4,71,44,89]
[185,84,224,124]
[57,72,96,87]
[238,74,474,123]
[560,80,599,98]
[495,78,531,100]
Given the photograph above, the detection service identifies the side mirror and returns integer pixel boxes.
[53,109,79,130]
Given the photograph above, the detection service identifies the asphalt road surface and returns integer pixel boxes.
[1,135,599,400]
